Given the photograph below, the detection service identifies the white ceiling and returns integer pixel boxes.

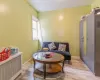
[28,0,94,12]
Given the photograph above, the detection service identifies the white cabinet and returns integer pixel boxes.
[0,52,22,80]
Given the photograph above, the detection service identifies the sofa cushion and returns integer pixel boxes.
[42,42,70,52]
[50,50,70,56]
[39,50,71,60]
[48,42,56,50]
[49,50,71,60]
[58,44,66,52]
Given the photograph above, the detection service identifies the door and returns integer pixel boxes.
[80,12,95,73]
[80,19,84,60]
[86,12,95,73]
[80,19,87,60]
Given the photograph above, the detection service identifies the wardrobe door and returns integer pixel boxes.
[80,18,88,62]
[80,20,84,60]
[95,14,100,76]
[87,11,95,73]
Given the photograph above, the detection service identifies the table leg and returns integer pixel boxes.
[49,64,52,69]
[62,61,65,73]
[43,63,46,79]
[33,60,36,70]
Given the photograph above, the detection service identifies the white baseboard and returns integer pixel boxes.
[10,70,22,80]
[72,56,80,59]
[22,57,32,66]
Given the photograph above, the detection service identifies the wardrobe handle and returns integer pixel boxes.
[81,37,84,39]
[81,37,84,42]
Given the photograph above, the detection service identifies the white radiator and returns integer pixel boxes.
[0,52,22,80]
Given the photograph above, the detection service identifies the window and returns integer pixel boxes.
[32,19,38,40]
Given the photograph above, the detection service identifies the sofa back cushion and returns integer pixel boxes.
[42,42,69,52]
[48,42,56,50]
[58,44,66,52]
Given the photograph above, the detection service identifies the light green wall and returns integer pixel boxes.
[0,0,38,63]
[39,5,91,56]
[83,20,87,56]
[91,0,100,8]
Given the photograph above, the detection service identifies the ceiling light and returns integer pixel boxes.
[0,4,8,13]
[59,15,64,21]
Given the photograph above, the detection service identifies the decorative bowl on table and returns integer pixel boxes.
[44,52,54,58]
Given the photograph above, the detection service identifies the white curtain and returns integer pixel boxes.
[38,21,43,49]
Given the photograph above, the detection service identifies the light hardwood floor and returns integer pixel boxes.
[16,58,100,80]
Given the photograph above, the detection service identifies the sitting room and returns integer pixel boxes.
[0,0,100,80]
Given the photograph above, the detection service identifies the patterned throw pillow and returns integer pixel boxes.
[48,42,56,50]
[58,44,66,52]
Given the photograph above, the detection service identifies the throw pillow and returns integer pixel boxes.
[48,42,56,50]
[58,44,66,52]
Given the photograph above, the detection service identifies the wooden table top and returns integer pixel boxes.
[33,52,64,63]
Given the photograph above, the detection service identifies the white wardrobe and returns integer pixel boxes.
[80,8,100,76]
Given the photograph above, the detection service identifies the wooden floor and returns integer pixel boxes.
[16,58,100,80]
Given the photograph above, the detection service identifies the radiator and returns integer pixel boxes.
[0,52,22,80]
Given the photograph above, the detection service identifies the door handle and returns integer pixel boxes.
[81,37,84,39]
[81,37,84,42]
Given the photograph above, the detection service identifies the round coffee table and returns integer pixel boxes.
[33,52,65,79]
